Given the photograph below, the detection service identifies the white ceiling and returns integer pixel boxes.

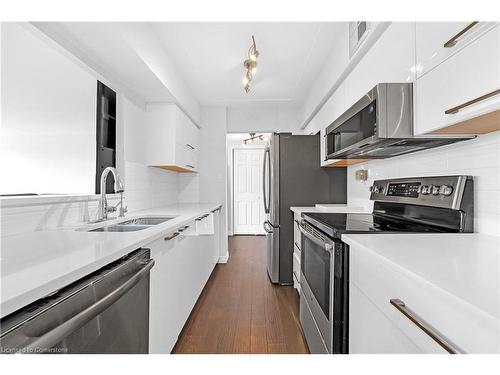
[33,22,346,108]
[151,22,345,105]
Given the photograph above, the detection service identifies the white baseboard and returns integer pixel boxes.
[218,253,229,263]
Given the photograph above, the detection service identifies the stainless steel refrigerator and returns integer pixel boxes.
[262,133,347,285]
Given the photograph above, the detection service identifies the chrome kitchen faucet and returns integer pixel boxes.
[96,167,127,221]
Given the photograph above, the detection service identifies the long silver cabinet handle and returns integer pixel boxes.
[443,22,478,48]
[185,164,195,169]
[389,299,464,354]
[164,232,179,241]
[298,221,333,252]
[445,88,500,114]
[18,259,155,353]
[186,143,195,150]
[178,225,190,232]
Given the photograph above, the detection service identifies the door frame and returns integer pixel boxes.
[229,145,266,236]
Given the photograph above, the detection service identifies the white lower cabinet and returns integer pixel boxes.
[293,212,301,292]
[349,243,498,354]
[148,213,220,354]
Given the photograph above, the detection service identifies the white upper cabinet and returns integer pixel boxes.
[144,103,200,172]
[344,22,416,109]
[415,25,500,135]
[415,22,498,78]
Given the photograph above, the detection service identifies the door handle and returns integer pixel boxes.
[298,221,333,252]
[389,299,464,354]
[443,22,479,48]
[444,88,500,114]
[262,148,270,214]
[164,232,179,241]
[263,221,273,233]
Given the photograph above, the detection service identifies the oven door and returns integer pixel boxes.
[299,220,335,353]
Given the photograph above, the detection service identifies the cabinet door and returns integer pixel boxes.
[148,231,185,353]
[175,143,199,172]
[176,109,199,151]
[416,22,498,78]
[293,212,301,251]
[144,104,176,165]
[212,210,221,265]
[344,23,416,109]
[350,284,423,354]
[415,26,500,135]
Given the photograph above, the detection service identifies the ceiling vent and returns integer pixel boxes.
[349,21,370,58]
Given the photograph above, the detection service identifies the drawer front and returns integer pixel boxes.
[350,284,423,354]
[293,250,301,284]
[416,22,497,78]
[350,245,499,353]
[300,292,328,354]
[293,213,301,250]
[415,26,500,135]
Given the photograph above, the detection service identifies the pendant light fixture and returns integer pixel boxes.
[242,35,259,93]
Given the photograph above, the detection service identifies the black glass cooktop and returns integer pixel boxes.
[302,212,445,238]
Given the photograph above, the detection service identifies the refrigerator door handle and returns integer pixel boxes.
[262,147,270,214]
[263,220,273,233]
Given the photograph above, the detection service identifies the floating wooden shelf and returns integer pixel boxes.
[152,165,197,173]
[430,109,500,135]
[324,159,369,167]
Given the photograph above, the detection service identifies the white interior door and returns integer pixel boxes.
[233,148,265,235]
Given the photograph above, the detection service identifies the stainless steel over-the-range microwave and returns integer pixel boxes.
[324,83,474,159]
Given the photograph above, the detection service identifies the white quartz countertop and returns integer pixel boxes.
[0,202,221,317]
[290,204,367,215]
[342,233,500,320]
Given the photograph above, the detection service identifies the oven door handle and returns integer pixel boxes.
[298,221,334,252]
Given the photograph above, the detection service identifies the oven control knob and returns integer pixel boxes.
[431,185,440,195]
[439,185,454,196]
[419,185,430,195]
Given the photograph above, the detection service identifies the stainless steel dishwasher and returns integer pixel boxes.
[0,248,154,354]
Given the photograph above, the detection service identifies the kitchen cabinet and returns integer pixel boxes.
[148,213,218,354]
[144,103,200,173]
[415,25,500,135]
[349,241,496,354]
[344,22,416,110]
[415,22,497,79]
[292,212,301,292]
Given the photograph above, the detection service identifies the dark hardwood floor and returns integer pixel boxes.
[172,235,309,354]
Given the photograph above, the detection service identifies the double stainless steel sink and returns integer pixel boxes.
[88,216,177,232]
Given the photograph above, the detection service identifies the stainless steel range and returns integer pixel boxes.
[298,175,474,354]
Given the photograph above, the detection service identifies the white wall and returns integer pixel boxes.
[1,23,96,195]
[0,33,183,238]
[198,106,229,259]
[347,131,500,236]
[227,104,300,133]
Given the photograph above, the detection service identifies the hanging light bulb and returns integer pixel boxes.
[241,35,260,93]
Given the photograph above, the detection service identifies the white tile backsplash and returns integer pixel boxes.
[347,131,500,236]
[124,161,179,212]
[1,162,183,237]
